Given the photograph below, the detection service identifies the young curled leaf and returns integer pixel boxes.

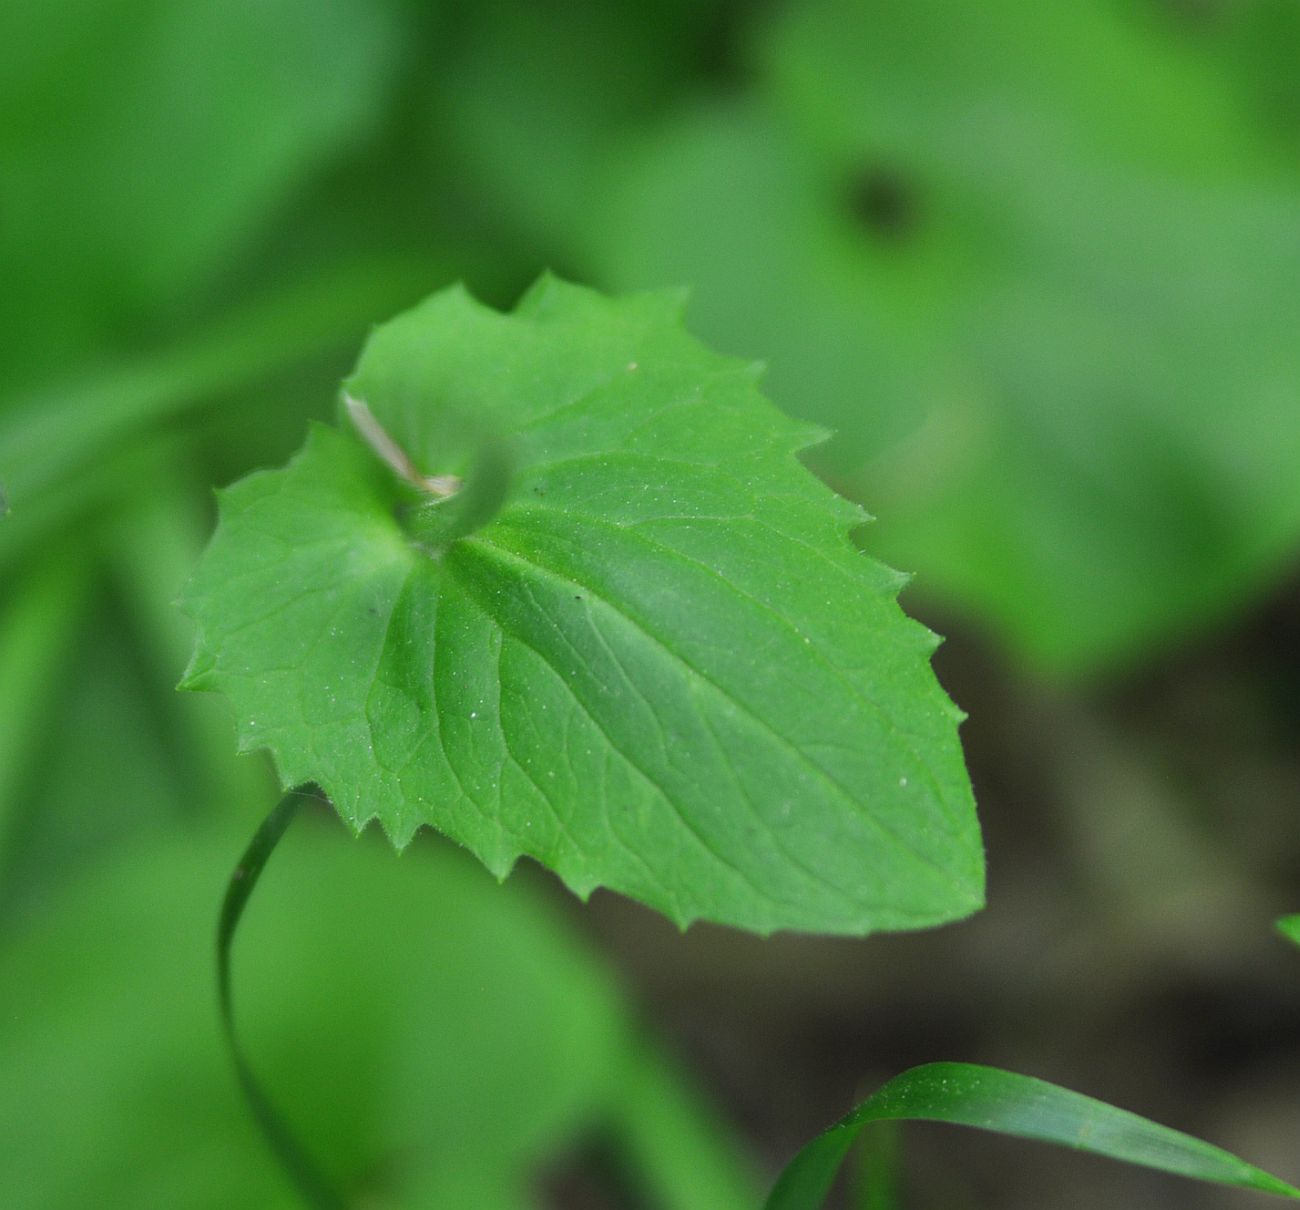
[181,277,982,936]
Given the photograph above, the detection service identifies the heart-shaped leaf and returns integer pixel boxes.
[181,277,982,936]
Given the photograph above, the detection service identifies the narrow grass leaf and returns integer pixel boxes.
[766,1062,1300,1209]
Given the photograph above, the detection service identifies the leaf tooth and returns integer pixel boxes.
[177,641,215,691]
[789,420,835,455]
[513,270,563,317]
[642,283,692,323]
[921,632,944,658]
[843,498,874,527]
[861,563,913,601]
[266,744,313,794]
[381,811,421,852]
[565,876,598,903]
[229,710,263,757]
[670,909,698,933]
[340,814,382,845]
[480,844,518,882]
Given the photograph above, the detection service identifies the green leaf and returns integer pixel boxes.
[766,1062,1300,1209]
[181,277,982,936]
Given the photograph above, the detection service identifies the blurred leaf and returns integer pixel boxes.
[0,259,425,517]
[0,817,632,1208]
[590,0,1300,677]
[2,606,197,906]
[589,100,963,479]
[766,1062,1300,1209]
[105,460,273,816]
[0,257,430,582]
[610,1040,762,1210]
[1275,915,1300,949]
[0,0,403,376]
[0,553,93,862]
[1162,0,1300,150]
[431,0,720,263]
[181,277,982,935]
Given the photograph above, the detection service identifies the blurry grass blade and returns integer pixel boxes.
[765,1062,1300,1209]
[219,789,347,1210]
[0,258,426,518]
[0,552,92,861]
[107,461,270,815]
[610,1040,761,1210]
[0,0,401,350]
[1275,916,1300,948]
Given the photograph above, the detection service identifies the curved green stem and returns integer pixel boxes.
[218,788,349,1210]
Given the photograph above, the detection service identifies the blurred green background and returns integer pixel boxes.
[2,1,1299,1206]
